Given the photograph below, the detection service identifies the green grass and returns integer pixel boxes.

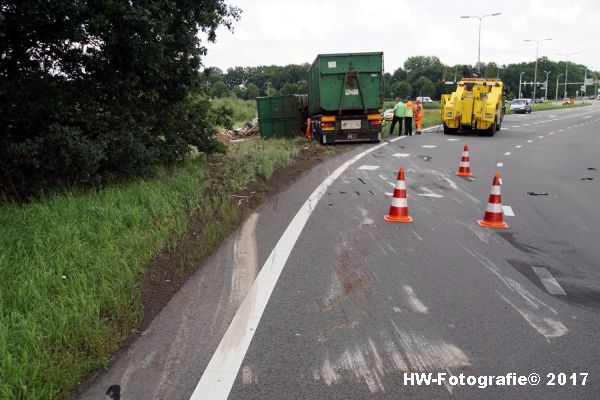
[0,138,302,399]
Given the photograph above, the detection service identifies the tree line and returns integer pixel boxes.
[206,55,599,101]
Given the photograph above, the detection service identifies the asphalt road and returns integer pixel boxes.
[79,104,600,400]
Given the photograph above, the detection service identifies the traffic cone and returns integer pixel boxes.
[384,168,413,223]
[455,144,473,177]
[477,172,508,229]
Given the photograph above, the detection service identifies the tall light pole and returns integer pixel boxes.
[519,71,525,98]
[460,13,502,73]
[543,70,551,102]
[557,52,578,99]
[524,38,552,107]
[555,73,563,101]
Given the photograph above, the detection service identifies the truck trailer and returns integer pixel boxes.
[307,52,384,144]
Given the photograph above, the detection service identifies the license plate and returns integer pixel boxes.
[341,120,361,130]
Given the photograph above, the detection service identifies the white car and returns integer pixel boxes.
[382,108,394,121]
[417,96,433,103]
[510,98,532,114]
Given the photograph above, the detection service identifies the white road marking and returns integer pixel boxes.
[404,286,428,313]
[421,145,437,148]
[501,205,515,217]
[511,126,520,128]
[532,267,567,296]
[418,193,444,198]
[559,129,564,132]
[496,162,504,167]
[583,115,591,119]
[447,138,460,141]
[504,152,511,156]
[190,138,396,400]
[358,165,380,170]
[523,123,530,126]
[527,140,533,143]
[393,153,411,158]
[549,132,555,135]
[538,136,544,138]
[515,145,522,148]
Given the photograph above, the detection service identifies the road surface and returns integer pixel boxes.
[80,104,600,399]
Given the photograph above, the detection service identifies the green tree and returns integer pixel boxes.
[0,0,241,198]
[265,86,278,96]
[246,83,260,99]
[211,81,230,98]
[232,85,245,99]
[413,76,436,98]
[296,80,308,94]
[279,82,298,95]
[389,81,413,99]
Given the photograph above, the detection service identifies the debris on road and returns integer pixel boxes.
[216,120,260,143]
[527,192,549,196]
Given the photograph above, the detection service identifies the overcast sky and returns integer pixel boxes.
[201,0,599,73]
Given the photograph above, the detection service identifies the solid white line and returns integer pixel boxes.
[502,205,515,217]
[496,162,504,167]
[515,145,522,148]
[358,165,380,170]
[447,138,460,141]
[549,132,555,135]
[527,140,533,143]
[583,116,592,119]
[511,126,520,128]
[393,153,411,158]
[421,145,437,148]
[504,152,511,156]
[189,139,394,400]
[532,267,567,296]
[418,193,444,198]
[538,136,544,138]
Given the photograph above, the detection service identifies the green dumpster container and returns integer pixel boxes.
[256,95,308,138]
[308,52,384,116]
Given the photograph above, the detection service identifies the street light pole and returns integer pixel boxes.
[544,70,551,102]
[555,73,563,101]
[460,13,502,74]
[557,52,578,99]
[519,72,525,98]
[524,38,552,108]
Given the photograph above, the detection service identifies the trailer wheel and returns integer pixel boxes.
[443,123,458,135]
[482,120,497,137]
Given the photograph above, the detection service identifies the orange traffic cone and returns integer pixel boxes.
[477,172,508,229]
[456,144,472,177]
[384,168,413,223]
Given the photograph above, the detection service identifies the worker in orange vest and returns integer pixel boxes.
[305,117,311,140]
[414,100,424,134]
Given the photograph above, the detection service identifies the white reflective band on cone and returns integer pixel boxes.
[491,185,501,195]
[486,203,503,213]
[392,197,408,208]
[462,152,469,157]
[460,162,470,167]
[395,181,406,190]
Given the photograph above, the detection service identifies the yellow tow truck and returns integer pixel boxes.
[440,78,505,136]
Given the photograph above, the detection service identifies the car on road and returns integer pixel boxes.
[382,108,394,121]
[417,96,433,103]
[510,98,532,114]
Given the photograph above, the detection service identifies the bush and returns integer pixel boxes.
[0,1,240,200]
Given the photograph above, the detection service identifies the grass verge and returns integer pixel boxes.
[0,138,306,399]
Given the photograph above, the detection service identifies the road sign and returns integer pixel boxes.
[584,78,594,85]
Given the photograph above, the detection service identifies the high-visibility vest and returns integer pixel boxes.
[405,101,414,117]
